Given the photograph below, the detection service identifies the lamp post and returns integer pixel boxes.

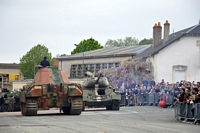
[74,44,84,77]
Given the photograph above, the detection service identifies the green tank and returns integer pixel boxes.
[0,89,20,111]
[20,67,83,116]
[82,71,121,110]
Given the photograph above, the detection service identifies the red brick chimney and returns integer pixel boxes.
[163,20,170,43]
[153,23,157,47]
[153,22,162,47]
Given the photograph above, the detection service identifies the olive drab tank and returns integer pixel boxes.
[20,66,83,116]
[82,71,121,110]
[0,88,20,111]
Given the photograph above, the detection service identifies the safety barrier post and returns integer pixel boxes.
[194,103,200,124]
[134,94,138,106]
[148,94,154,106]
[154,93,160,106]
[120,94,126,106]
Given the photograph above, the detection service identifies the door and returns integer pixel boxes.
[174,70,185,82]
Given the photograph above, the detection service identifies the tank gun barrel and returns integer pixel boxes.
[95,74,102,84]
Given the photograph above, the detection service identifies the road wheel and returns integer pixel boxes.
[112,103,120,110]
[20,98,38,116]
[112,101,120,110]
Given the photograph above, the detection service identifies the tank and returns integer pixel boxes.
[82,71,121,110]
[20,67,83,116]
[0,88,20,111]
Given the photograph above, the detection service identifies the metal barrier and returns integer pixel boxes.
[121,93,175,107]
[164,94,173,106]
[120,95,126,106]
[120,94,200,124]
[148,94,154,106]
[137,94,144,106]
[174,102,200,124]
[154,93,160,106]
[194,103,200,123]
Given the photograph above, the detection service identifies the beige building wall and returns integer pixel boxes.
[0,69,20,74]
[12,80,33,91]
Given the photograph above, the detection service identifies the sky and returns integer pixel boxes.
[0,0,200,63]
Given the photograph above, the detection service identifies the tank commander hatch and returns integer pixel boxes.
[40,56,50,67]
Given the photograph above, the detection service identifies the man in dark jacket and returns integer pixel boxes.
[0,95,5,112]
[40,56,50,67]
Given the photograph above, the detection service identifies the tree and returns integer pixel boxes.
[19,44,54,79]
[71,38,103,54]
[55,54,67,58]
[105,37,139,48]
[139,38,153,45]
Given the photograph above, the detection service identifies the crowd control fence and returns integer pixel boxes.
[120,93,174,107]
[174,102,200,124]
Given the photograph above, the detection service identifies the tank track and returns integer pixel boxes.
[21,98,38,116]
[106,100,120,110]
[63,97,82,115]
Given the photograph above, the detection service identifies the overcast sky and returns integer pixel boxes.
[0,0,200,63]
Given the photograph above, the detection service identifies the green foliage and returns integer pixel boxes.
[55,54,67,58]
[19,44,54,79]
[139,38,153,45]
[71,38,103,54]
[105,37,139,48]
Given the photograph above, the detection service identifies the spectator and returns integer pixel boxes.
[142,78,148,88]
[9,96,16,112]
[125,89,130,106]
[0,95,5,112]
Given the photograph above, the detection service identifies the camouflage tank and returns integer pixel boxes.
[82,71,121,110]
[20,66,83,116]
[0,88,20,111]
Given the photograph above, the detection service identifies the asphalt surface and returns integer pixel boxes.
[0,106,199,133]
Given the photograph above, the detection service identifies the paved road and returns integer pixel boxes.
[0,106,199,133]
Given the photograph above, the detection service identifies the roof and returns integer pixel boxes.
[0,63,19,69]
[57,45,151,60]
[135,23,200,58]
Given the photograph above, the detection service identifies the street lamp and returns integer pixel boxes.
[74,44,84,77]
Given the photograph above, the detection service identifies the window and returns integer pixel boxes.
[70,62,120,78]
[71,65,77,78]
[89,64,94,71]
[15,75,19,80]
[115,63,120,68]
[102,63,107,69]
[108,63,113,68]
[172,65,187,83]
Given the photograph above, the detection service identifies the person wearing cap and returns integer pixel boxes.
[40,56,50,67]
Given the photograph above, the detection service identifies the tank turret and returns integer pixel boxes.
[20,67,83,116]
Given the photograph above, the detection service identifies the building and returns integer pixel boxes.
[57,45,150,83]
[12,79,33,91]
[0,63,23,91]
[136,20,200,83]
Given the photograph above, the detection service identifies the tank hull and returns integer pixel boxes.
[20,68,83,116]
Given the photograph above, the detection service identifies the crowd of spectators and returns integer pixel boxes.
[119,79,200,104]
[118,78,200,124]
